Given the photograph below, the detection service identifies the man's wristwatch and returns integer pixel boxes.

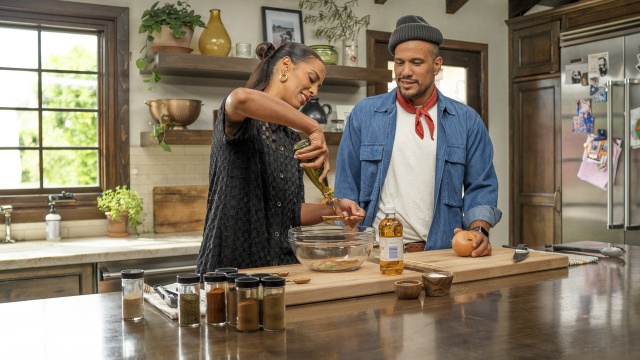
[471,226,489,237]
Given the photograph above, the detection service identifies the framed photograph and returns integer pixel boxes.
[336,105,355,121]
[262,7,304,48]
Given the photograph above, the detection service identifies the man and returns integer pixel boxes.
[334,15,501,257]
[597,56,608,77]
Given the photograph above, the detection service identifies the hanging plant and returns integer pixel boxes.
[298,0,370,44]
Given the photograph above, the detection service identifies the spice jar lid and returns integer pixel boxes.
[235,276,260,288]
[226,273,249,284]
[261,276,286,287]
[249,273,272,282]
[121,269,144,279]
[176,273,201,284]
[203,271,227,283]
[214,267,238,274]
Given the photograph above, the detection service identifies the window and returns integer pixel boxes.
[0,1,129,223]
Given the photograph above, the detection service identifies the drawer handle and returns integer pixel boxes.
[100,265,196,281]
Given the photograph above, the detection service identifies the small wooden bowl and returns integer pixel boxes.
[394,280,423,300]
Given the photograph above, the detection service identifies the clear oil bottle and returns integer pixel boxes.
[379,205,404,275]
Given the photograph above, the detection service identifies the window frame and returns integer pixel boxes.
[0,0,129,224]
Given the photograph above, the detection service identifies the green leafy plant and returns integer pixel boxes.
[136,1,206,91]
[150,120,176,152]
[298,0,370,44]
[97,186,145,235]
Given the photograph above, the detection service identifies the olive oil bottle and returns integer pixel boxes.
[379,205,404,275]
[293,139,334,202]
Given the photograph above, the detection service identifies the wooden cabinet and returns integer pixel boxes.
[511,21,560,78]
[0,264,93,303]
[511,77,561,248]
[139,53,390,147]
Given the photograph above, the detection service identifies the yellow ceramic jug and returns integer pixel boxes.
[198,9,231,56]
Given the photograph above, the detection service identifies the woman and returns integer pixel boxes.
[196,42,365,273]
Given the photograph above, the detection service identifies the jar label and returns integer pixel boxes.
[380,237,403,261]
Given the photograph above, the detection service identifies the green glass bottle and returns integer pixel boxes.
[293,139,334,202]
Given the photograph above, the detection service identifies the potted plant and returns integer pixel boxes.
[135,1,206,90]
[298,0,370,66]
[97,186,144,237]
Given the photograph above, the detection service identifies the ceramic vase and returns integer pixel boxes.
[301,98,332,125]
[310,45,339,65]
[198,9,231,56]
[342,38,358,67]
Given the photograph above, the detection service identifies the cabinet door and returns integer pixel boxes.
[0,264,93,303]
[511,21,560,78]
[511,77,561,247]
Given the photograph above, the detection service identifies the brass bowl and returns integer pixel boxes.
[145,99,203,130]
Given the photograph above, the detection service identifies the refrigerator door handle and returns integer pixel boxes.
[554,187,561,213]
[607,80,619,229]
[625,79,640,231]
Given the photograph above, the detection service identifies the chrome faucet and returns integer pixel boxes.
[0,205,16,243]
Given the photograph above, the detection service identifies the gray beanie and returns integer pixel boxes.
[388,15,443,55]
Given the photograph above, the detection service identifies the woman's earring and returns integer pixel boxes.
[279,73,289,83]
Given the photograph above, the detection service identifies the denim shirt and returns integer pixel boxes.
[334,88,502,250]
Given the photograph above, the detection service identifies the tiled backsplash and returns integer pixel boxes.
[2,144,337,241]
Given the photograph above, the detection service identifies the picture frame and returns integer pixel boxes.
[336,105,355,121]
[262,7,304,48]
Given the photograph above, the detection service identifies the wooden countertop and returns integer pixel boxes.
[0,241,637,359]
[0,232,202,270]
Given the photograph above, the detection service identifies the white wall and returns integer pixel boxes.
[8,0,510,245]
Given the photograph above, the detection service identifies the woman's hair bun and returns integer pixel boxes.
[256,42,276,60]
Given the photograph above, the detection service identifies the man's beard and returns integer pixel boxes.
[397,78,429,101]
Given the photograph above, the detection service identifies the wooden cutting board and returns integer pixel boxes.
[153,185,208,233]
[241,261,422,306]
[403,247,569,283]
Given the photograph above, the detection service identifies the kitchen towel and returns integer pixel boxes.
[143,283,206,320]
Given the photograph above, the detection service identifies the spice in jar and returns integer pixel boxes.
[250,272,272,327]
[121,269,144,321]
[225,273,248,327]
[203,272,227,326]
[177,273,201,327]
[262,276,286,331]
[235,276,260,332]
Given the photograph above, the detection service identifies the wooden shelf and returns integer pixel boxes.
[140,130,213,147]
[140,130,343,147]
[143,52,392,86]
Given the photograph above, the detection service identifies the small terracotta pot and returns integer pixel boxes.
[106,212,129,238]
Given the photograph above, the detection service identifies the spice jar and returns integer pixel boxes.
[121,269,144,321]
[235,276,260,332]
[203,272,227,326]
[177,273,201,327]
[215,267,238,275]
[225,273,248,327]
[262,276,286,331]
[250,272,271,327]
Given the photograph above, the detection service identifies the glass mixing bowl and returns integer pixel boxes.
[288,225,375,272]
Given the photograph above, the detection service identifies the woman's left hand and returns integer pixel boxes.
[331,198,365,227]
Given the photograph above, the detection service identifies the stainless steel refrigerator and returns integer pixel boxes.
[560,26,640,246]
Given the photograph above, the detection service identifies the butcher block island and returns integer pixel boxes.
[242,247,568,305]
[0,241,635,359]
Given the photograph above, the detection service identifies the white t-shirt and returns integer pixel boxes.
[373,101,437,243]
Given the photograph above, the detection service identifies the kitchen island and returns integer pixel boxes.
[0,241,637,359]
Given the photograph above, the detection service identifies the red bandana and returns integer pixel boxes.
[396,89,438,140]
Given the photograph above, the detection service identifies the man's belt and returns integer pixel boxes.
[404,240,426,253]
